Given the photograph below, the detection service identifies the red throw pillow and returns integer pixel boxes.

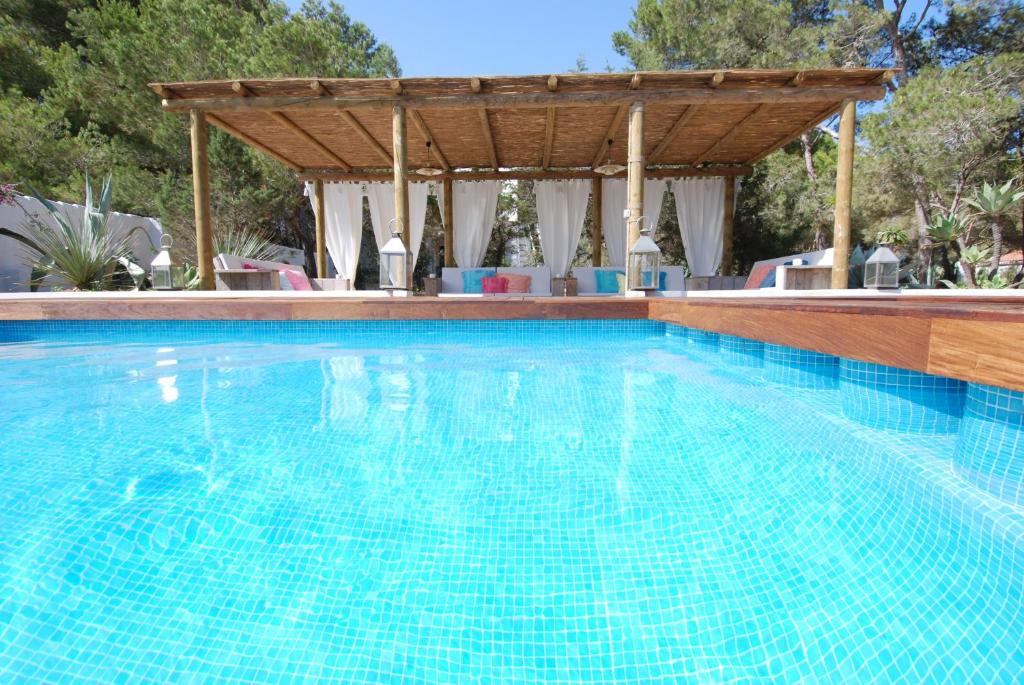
[503,273,532,293]
[481,275,509,294]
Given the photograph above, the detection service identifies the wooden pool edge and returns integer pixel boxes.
[1,294,1022,391]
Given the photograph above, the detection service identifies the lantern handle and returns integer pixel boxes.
[159,233,173,250]
[387,217,404,236]
[627,215,652,233]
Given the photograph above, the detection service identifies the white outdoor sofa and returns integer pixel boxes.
[214,254,349,291]
[574,266,687,296]
[440,266,552,296]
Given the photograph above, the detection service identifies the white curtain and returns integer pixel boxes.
[365,181,431,267]
[306,182,363,282]
[600,178,668,267]
[437,180,500,268]
[673,177,725,277]
[535,180,591,277]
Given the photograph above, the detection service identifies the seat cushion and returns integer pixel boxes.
[503,273,532,293]
[283,269,313,291]
[481,275,508,294]
[596,270,624,294]
[462,268,496,294]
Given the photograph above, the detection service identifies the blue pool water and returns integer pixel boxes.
[0,320,1022,683]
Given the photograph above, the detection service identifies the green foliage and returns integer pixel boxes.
[0,0,397,266]
[965,180,1024,216]
[876,227,909,246]
[927,215,966,245]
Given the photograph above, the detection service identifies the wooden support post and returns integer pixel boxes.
[831,99,856,289]
[443,177,454,267]
[592,178,603,267]
[393,104,411,287]
[313,179,327,278]
[189,109,215,290]
[626,101,645,282]
[722,178,735,276]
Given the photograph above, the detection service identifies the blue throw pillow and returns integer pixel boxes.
[462,269,496,294]
[658,270,668,291]
[595,270,624,294]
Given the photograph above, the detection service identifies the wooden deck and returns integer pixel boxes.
[1,293,1022,391]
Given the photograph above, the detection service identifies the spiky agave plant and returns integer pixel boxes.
[0,174,147,290]
[212,224,278,261]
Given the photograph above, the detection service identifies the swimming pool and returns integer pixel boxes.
[0,320,1021,683]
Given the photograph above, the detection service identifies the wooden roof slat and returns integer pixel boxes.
[478,109,499,170]
[542,108,556,168]
[591,104,630,168]
[338,110,392,165]
[746,103,841,163]
[692,103,771,165]
[268,111,351,170]
[647,105,699,163]
[408,109,450,170]
[206,114,302,171]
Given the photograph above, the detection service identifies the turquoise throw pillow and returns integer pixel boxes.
[658,270,668,291]
[595,270,624,294]
[462,269,496,294]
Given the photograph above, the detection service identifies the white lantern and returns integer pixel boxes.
[864,246,900,289]
[150,233,186,290]
[380,218,412,290]
[627,218,661,291]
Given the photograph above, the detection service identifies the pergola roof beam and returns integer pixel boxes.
[338,110,392,166]
[692,103,771,165]
[408,110,450,170]
[542,108,556,168]
[298,165,752,182]
[647,105,698,164]
[591,104,630,169]
[206,113,302,171]
[268,111,351,170]
[160,85,886,113]
[746,103,840,164]
[478,109,499,170]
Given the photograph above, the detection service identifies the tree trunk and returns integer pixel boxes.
[956,236,977,287]
[990,219,1002,272]
[800,133,817,180]
[914,197,932,282]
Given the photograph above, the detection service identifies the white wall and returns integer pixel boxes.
[0,194,163,292]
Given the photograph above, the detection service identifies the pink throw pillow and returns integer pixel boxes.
[481,276,509,294]
[503,273,532,293]
[242,262,259,270]
[283,269,313,291]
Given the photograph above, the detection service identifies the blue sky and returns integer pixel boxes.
[287,0,633,76]
[285,0,938,77]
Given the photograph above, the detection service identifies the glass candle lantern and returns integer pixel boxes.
[627,220,661,291]
[150,233,186,290]
[864,246,900,289]
[380,219,412,290]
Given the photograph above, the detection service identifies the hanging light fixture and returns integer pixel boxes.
[415,140,443,177]
[594,138,627,176]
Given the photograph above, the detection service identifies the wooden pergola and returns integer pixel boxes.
[151,68,891,291]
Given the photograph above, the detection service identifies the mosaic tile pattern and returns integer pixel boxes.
[840,358,966,434]
[0,320,1021,683]
[955,384,1024,506]
[764,343,839,389]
